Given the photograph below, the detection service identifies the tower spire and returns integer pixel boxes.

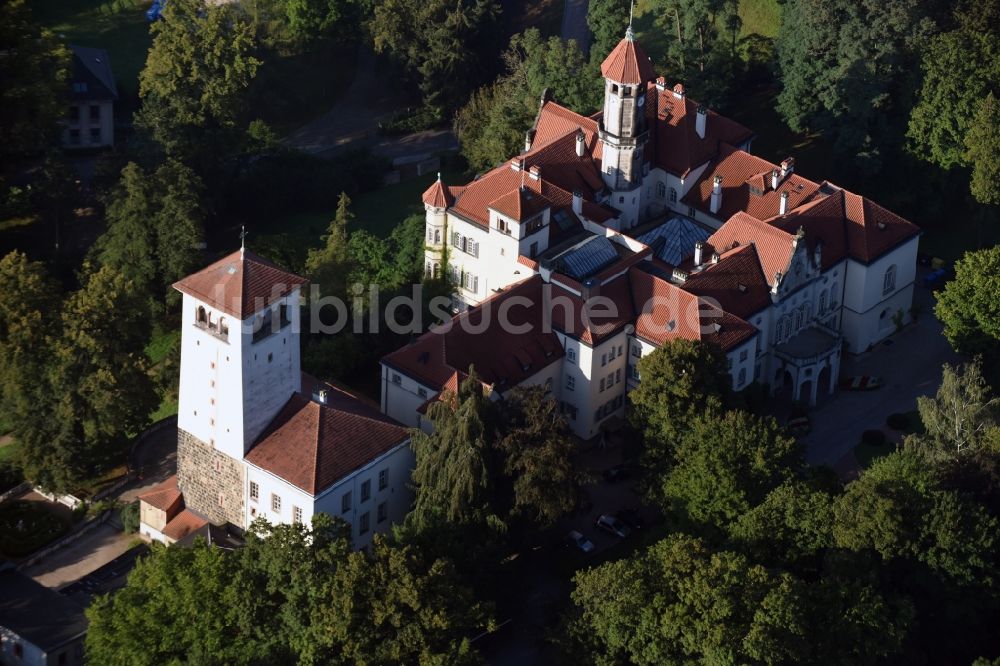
[626,0,635,40]
[240,224,247,257]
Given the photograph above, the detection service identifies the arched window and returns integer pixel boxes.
[196,306,207,325]
[656,182,666,198]
[433,262,440,278]
[219,318,229,337]
[794,309,802,330]
[883,264,897,295]
[668,188,678,204]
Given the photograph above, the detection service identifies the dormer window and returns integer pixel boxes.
[497,218,510,234]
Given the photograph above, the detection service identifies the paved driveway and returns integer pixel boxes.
[23,517,132,590]
[801,281,959,467]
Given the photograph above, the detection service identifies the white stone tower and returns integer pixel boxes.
[421,173,451,279]
[172,247,307,527]
[599,26,655,228]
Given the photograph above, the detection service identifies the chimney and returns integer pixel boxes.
[710,174,723,214]
[780,157,795,179]
[711,251,720,264]
[572,189,583,215]
[655,76,667,92]
[510,158,522,172]
[673,83,685,100]
[524,129,535,152]
[313,388,328,405]
[575,129,586,158]
[770,169,780,191]
[695,106,707,139]
[779,191,789,215]
[693,241,704,266]
[528,165,541,181]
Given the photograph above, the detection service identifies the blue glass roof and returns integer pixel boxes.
[636,216,711,266]
[558,235,619,280]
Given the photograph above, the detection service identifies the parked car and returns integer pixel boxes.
[616,507,645,530]
[923,267,949,289]
[595,514,631,539]
[602,464,631,483]
[565,530,595,553]
[840,376,883,391]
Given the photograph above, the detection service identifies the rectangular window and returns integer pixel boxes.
[607,372,614,387]
[566,375,575,391]
[69,106,80,122]
[377,502,388,523]
[341,491,351,514]
[69,129,80,144]
[293,506,303,524]
[740,350,748,362]
[361,479,371,502]
[217,492,225,507]
[601,353,607,366]
[271,493,281,513]
[250,481,259,502]
[89,104,100,121]
[392,373,401,385]
[89,127,101,143]
[359,512,370,534]
[417,387,428,398]
[378,469,388,491]
[599,378,605,392]
[618,345,624,357]
[632,344,641,358]
[616,368,622,384]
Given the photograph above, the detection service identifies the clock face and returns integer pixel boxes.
[638,96,645,107]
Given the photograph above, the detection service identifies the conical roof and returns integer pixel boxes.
[600,29,655,84]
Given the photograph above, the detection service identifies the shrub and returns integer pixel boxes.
[862,429,887,446]
[887,413,909,430]
[121,501,140,534]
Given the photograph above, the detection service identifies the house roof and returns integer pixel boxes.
[530,101,603,162]
[707,212,796,286]
[682,143,821,221]
[601,31,655,84]
[650,88,753,177]
[0,569,88,652]
[682,244,773,320]
[70,45,118,101]
[173,249,308,320]
[162,509,208,542]
[245,386,409,496]
[489,186,552,221]
[842,190,921,263]
[137,474,183,517]
[422,175,457,208]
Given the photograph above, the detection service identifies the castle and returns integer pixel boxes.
[382,29,920,439]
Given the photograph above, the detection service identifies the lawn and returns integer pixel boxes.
[145,327,179,365]
[29,0,152,116]
[738,0,781,39]
[0,500,71,558]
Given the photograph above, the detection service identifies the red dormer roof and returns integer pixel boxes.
[245,386,409,496]
[489,186,552,221]
[707,212,796,286]
[601,31,655,84]
[682,244,772,320]
[173,249,308,320]
[842,190,921,263]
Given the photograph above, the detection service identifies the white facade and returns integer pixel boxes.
[176,289,302,463]
[63,99,113,149]
[841,236,919,352]
[244,441,414,549]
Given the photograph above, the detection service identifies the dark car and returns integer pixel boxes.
[595,514,631,539]
[602,464,631,483]
[616,507,645,530]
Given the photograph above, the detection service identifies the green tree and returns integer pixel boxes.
[372,0,501,114]
[284,0,360,44]
[916,360,1000,456]
[664,409,803,529]
[907,30,1000,170]
[136,0,261,161]
[628,339,730,489]
[454,77,534,173]
[966,92,1000,205]
[0,0,71,162]
[497,385,580,526]
[305,191,353,299]
[22,266,159,490]
[587,0,630,63]
[651,0,742,107]
[776,0,935,172]
[407,370,502,532]
[96,163,159,296]
[935,246,1000,367]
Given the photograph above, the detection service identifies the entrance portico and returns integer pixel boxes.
[773,325,841,405]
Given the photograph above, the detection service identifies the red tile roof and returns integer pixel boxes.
[601,32,655,84]
[422,176,453,208]
[767,188,849,271]
[682,144,820,221]
[246,387,409,495]
[549,273,637,345]
[138,475,183,517]
[162,509,208,542]
[651,89,754,177]
[682,244,772,320]
[173,249,308,320]
[707,212,796,286]
[531,101,603,162]
[842,190,921,263]
[489,187,552,221]
[383,276,565,390]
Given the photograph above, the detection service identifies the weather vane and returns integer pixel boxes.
[240,224,247,255]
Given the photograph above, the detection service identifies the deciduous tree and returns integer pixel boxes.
[966,92,1000,205]
[916,360,1000,456]
[935,246,1000,368]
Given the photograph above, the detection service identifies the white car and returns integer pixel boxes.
[595,514,631,539]
[566,530,595,553]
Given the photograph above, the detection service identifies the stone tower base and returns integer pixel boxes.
[176,428,245,529]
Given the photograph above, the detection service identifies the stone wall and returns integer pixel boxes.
[177,428,245,528]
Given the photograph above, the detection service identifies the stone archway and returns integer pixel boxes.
[817,364,833,404]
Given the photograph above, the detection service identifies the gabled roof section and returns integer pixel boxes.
[531,101,603,161]
[842,190,921,263]
[246,387,409,496]
[70,45,118,101]
[682,244,772,320]
[0,570,88,652]
[601,31,655,84]
[138,474,183,517]
[489,186,551,221]
[173,249,308,320]
[707,212,795,286]
[682,144,820,221]
[651,87,753,176]
[768,188,849,270]
[162,509,208,542]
